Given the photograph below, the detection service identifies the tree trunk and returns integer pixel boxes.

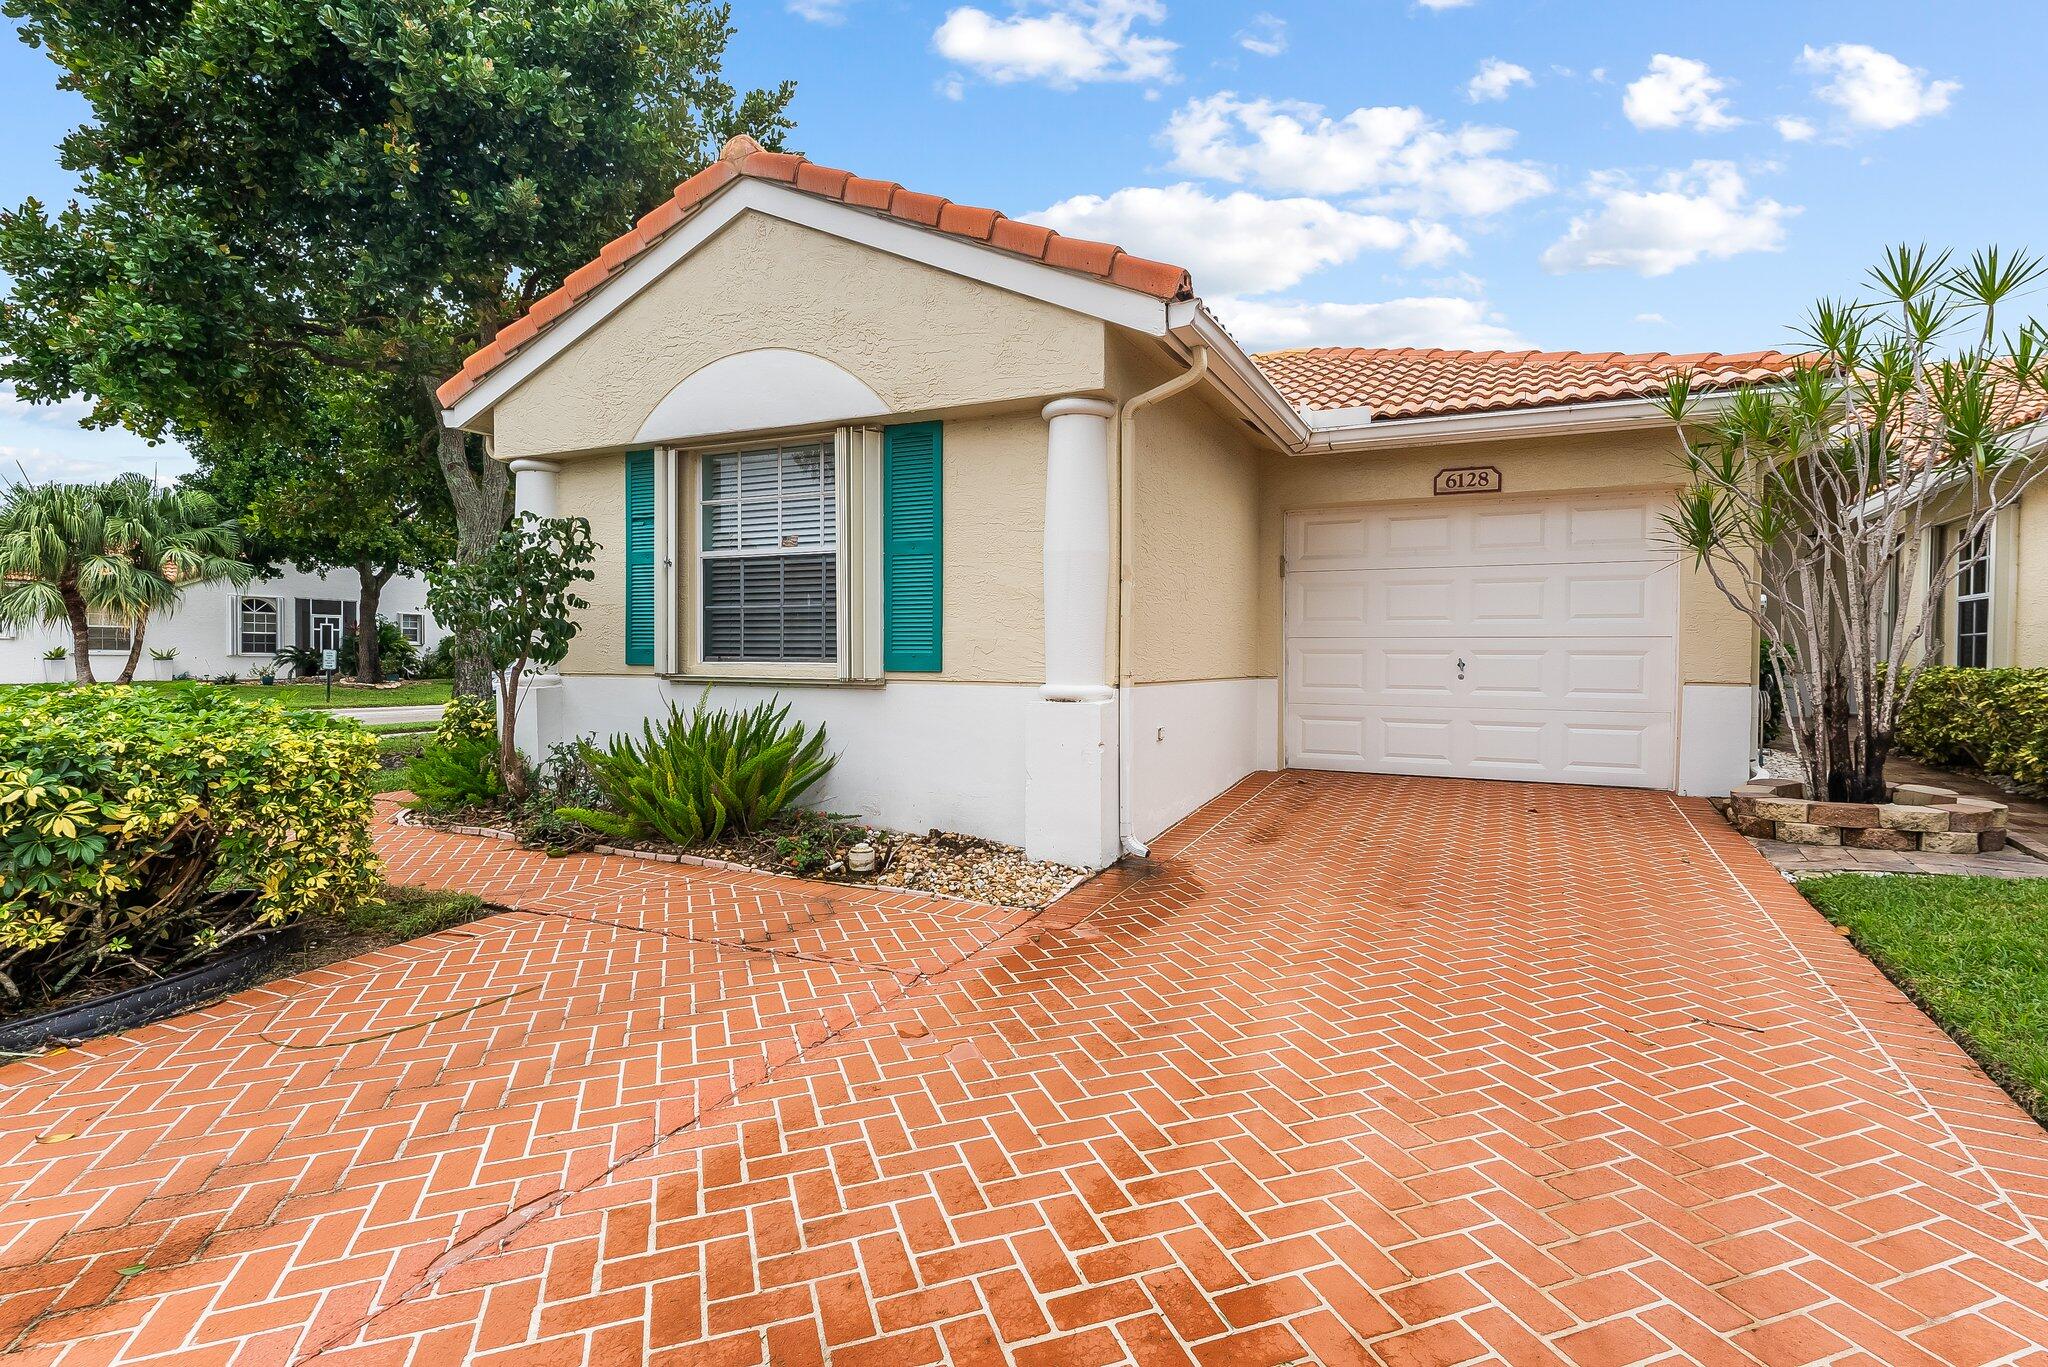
[427,396,511,700]
[499,663,529,803]
[59,577,95,685]
[114,610,149,684]
[354,561,391,683]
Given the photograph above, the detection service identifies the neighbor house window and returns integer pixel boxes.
[698,440,837,664]
[397,613,425,646]
[1956,527,1991,668]
[237,596,280,655]
[86,609,134,654]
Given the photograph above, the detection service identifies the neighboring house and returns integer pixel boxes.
[437,135,1804,868]
[1889,444,2048,672]
[0,565,444,683]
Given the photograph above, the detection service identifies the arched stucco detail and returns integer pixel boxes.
[634,348,888,444]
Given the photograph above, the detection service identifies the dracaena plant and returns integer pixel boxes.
[1663,245,2048,802]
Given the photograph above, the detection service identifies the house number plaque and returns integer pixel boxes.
[1433,466,1502,496]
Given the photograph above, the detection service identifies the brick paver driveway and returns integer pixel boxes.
[7,774,2048,1366]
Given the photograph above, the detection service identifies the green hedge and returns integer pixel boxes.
[0,687,381,1009]
[1896,666,2048,787]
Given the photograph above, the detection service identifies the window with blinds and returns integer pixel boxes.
[86,609,134,654]
[700,441,838,663]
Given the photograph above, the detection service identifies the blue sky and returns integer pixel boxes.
[3,0,2039,481]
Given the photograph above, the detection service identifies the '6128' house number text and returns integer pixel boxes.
[1433,466,1502,496]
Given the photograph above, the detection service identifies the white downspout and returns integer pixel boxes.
[1115,345,1211,858]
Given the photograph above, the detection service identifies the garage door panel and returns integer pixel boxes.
[1284,705,1674,788]
[1287,495,1671,570]
[1288,635,1673,712]
[1284,496,1678,789]
[1287,565,1675,638]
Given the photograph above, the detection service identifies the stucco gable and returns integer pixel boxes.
[492,210,1108,461]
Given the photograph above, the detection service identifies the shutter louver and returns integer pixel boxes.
[883,423,943,672]
[624,449,656,666]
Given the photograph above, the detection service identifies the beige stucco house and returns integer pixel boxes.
[439,136,1804,868]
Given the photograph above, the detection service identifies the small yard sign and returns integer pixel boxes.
[1434,466,1502,496]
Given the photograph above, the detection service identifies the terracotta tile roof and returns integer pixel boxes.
[439,136,1195,409]
[1251,346,1813,421]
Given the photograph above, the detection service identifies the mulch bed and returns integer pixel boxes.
[406,807,1087,911]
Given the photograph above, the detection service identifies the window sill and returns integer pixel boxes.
[660,673,885,690]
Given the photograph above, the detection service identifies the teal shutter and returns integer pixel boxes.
[624,449,655,666]
[883,422,943,672]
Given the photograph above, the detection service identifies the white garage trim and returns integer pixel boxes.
[1282,492,1681,789]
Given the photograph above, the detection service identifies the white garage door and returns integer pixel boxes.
[1283,495,1679,788]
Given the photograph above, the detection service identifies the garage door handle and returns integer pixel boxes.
[1456,657,1467,679]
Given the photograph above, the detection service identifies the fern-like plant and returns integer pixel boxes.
[558,693,836,846]
[404,732,506,812]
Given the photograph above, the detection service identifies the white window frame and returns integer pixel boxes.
[672,427,882,683]
[687,433,843,680]
[1954,524,1992,669]
[235,595,282,656]
[397,612,425,647]
[85,608,135,655]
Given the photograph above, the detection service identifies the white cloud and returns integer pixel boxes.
[1623,54,1739,131]
[1235,13,1286,57]
[1775,116,1816,142]
[1033,183,1452,295]
[1634,312,1669,325]
[788,0,852,22]
[1541,161,1796,277]
[936,73,966,100]
[933,0,1175,88]
[1466,58,1532,103]
[0,383,192,484]
[1415,0,1476,9]
[1214,295,1525,351]
[0,442,192,486]
[1799,43,1957,130]
[1161,93,1550,217]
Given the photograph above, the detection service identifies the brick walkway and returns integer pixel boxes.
[6,775,2048,1365]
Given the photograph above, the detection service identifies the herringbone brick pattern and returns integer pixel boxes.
[6,774,2048,1365]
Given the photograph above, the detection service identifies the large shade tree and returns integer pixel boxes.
[0,475,252,683]
[0,0,792,693]
[191,370,455,682]
[1665,246,2048,802]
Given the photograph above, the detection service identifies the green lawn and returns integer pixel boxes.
[1800,874,2048,1125]
[199,679,451,709]
[336,885,486,940]
[4,678,451,709]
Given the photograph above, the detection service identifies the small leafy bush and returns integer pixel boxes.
[436,693,496,747]
[414,634,457,679]
[560,694,836,847]
[272,644,324,678]
[0,687,380,1009]
[403,733,506,812]
[515,743,605,852]
[1896,666,2048,787]
[340,619,421,678]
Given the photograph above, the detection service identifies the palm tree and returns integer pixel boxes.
[0,474,252,684]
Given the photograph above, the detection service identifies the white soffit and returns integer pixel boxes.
[635,349,888,444]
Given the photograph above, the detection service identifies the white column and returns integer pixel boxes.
[1026,396,1119,869]
[510,458,562,521]
[1039,398,1116,700]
